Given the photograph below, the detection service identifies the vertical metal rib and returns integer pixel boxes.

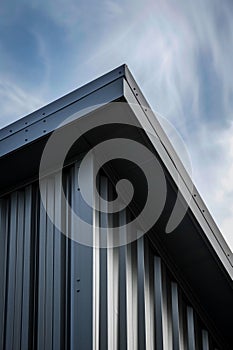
[171,282,180,350]
[5,192,19,350]
[202,330,210,350]
[178,294,188,350]
[13,191,25,350]
[187,306,196,350]
[161,265,173,350]
[37,181,47,350]
[0,198,8,350]
[20,186,33,350]
[93,174,100,350]
[144,239,155,350]
[154,255,164,350]
[53,175,63,350]
[99,175,108,350]
[107,180,119,350]
[107,241,119,350]
[137,237,146,350]
[126,240,138,350]
[45,178,55,350]
[70,162,93,350]
[118,210,127,350]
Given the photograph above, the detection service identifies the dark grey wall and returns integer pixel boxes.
[0,163,222,350]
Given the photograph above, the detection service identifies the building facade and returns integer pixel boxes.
[0,65,232,349]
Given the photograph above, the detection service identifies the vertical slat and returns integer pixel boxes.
[53,175,63,350]
[202,330,209,350]
[76,161,93,350]
[65,170,72,350]
[187,306,196,350]
[99,175,108,350]
[45,178,55,350]
[107,180,119,350]
[21,186,33,350]
[13,191,25,350]
[35,178,55,349]
[0,199,9,350]
[137,237,146,350]
[93,225,100,350]
[178,294,188,350]
[93,173,100,350]
[161,265,173,350]
[154,256,164,350]
[70,165,80,350]
[171,282,180,350]
[118,211,127,350]
[5,192,18,350]
[107,246,119,350]
[126,240,138,350]
[37,180,48,350]
[70,162,93,350]
[99,246,107,350]
[31,186,40,350]
[144,239,155,350]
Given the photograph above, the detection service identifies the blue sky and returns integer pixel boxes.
[1,0,233,249]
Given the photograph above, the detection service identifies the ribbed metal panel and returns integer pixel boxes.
[0,162,223,350]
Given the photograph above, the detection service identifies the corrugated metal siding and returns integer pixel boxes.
[0,162,221,350]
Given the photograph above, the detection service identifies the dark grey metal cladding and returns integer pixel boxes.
[69,163,93,349]
[137,237,146,350]
[0,198,9,349]
[118,243,127,350]
[0,168,225,350]
[0,78,124,159]
[0,64,232,350]
[0,65,126,141]
[99,175,108,350]
[3,189,34,350]
[187,306,196,350]
[154,256,164,350]
[171,282,181,350]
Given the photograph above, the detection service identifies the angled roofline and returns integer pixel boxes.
[0,63,232,271]
[0,63,232,268]
[0,64,233,347]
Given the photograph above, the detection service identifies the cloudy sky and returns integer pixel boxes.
[0,0,233,249]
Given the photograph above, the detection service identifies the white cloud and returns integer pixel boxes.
[0,78,44,128]
[211,124,233,248]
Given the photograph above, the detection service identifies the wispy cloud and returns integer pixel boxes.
[0,78,44,127]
